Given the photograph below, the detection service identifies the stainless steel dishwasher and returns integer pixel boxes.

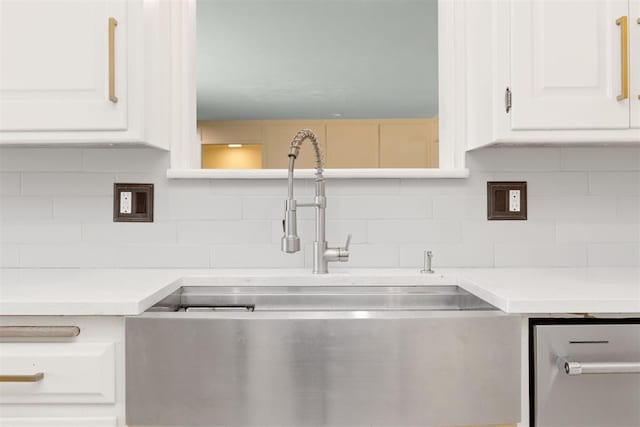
[531,318,640,427]
[126,285,521,427]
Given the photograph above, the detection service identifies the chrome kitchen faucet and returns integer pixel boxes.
[281,129,350,274]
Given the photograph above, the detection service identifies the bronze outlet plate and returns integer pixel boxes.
[487,181,527,220]
[113,183,154,222]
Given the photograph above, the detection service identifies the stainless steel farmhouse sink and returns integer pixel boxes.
[126,285,520,427]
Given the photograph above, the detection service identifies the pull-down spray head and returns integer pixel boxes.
[282,197,300,253]
[281,129,323,254]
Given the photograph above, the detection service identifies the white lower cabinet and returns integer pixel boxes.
[0,343,115,404]
[0,318,124,427]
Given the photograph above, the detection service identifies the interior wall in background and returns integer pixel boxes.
[197,0,439,120]
[0,146,638,269]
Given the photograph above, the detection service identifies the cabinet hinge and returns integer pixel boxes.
[505,87,512,113]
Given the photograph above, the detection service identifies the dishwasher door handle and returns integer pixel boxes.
[558,357,640,375]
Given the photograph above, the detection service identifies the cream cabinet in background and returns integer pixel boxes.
[0,0,172,148]
[198,118,439,169]
[466,0,640,148]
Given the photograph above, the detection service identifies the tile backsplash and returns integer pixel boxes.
[0,146,638,269]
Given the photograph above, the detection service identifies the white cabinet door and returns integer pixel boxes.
[631,0,640,128]
[0,342,116,404]
[0,0,127,132]
[510,0,630,130]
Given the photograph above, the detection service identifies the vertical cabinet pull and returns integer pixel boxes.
[638,18,640,100]
[616,16,629,101]
[108,17,118,103]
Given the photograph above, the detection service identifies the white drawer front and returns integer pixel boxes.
[0,343,115,404]
[0,418,117,427]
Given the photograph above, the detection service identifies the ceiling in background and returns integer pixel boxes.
[197,0,438,121]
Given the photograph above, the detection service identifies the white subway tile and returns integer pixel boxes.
[53,197,113,221]
[270,219,367,244]
[178,221,272,244]
[82,148,168,172]
[617,197,640,221]
[22,173,114,196]
[587,243,640,267]
[462,221,556,243]
[492,172,589,196]
[494,243,587,267]
[529,196,617,220]
[19,243,210,268]
[0,148,82,172]
[0,173,20,196]
[561,147,640,171]
[211,244,304,268]
[328,196,432,219]
[82,223,177,244]
[399,173,492,196]
[399,243,494,268]
[167,195,242,220]
[242,197,313,220]
[325,179,400,195]
[305,243,399,268]
[0,197,53,221]
[433,196,486,220]
[466,147,561,171]
[557,223,640,243]
[0,245,19,267]
[20,244,118,268]
[1,223,81,244]
[589,172,640,195]
[167,179,211,194]
[114,244,210,268]
[209,179,306,196]
[367,220,461,244]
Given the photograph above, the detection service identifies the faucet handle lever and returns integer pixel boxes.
[344,234,352,251]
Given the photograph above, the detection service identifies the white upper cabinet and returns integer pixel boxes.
[0,1,127,132]
[0,0,171,148]
[631,0,640,128]
[466,0,640,147]
[511,0,629,130]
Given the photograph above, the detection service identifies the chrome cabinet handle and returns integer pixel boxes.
[0,326,80,338]
[558,357,640,375]
[108,17,118,103]
[0,373,44,383]
[616,16,629,101]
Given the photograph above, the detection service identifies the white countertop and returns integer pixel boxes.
[0,268,638,316]
[454,268,640,314]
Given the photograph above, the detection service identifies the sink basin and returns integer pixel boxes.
[127,284,519,427]
[148,285,495,312]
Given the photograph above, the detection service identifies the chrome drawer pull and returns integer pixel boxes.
[0,373,44,383]
[559,357,640,375]
[0,326,80,338]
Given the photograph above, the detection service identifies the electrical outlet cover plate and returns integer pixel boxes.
[113,183,154,222]
[487,181,527,220]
